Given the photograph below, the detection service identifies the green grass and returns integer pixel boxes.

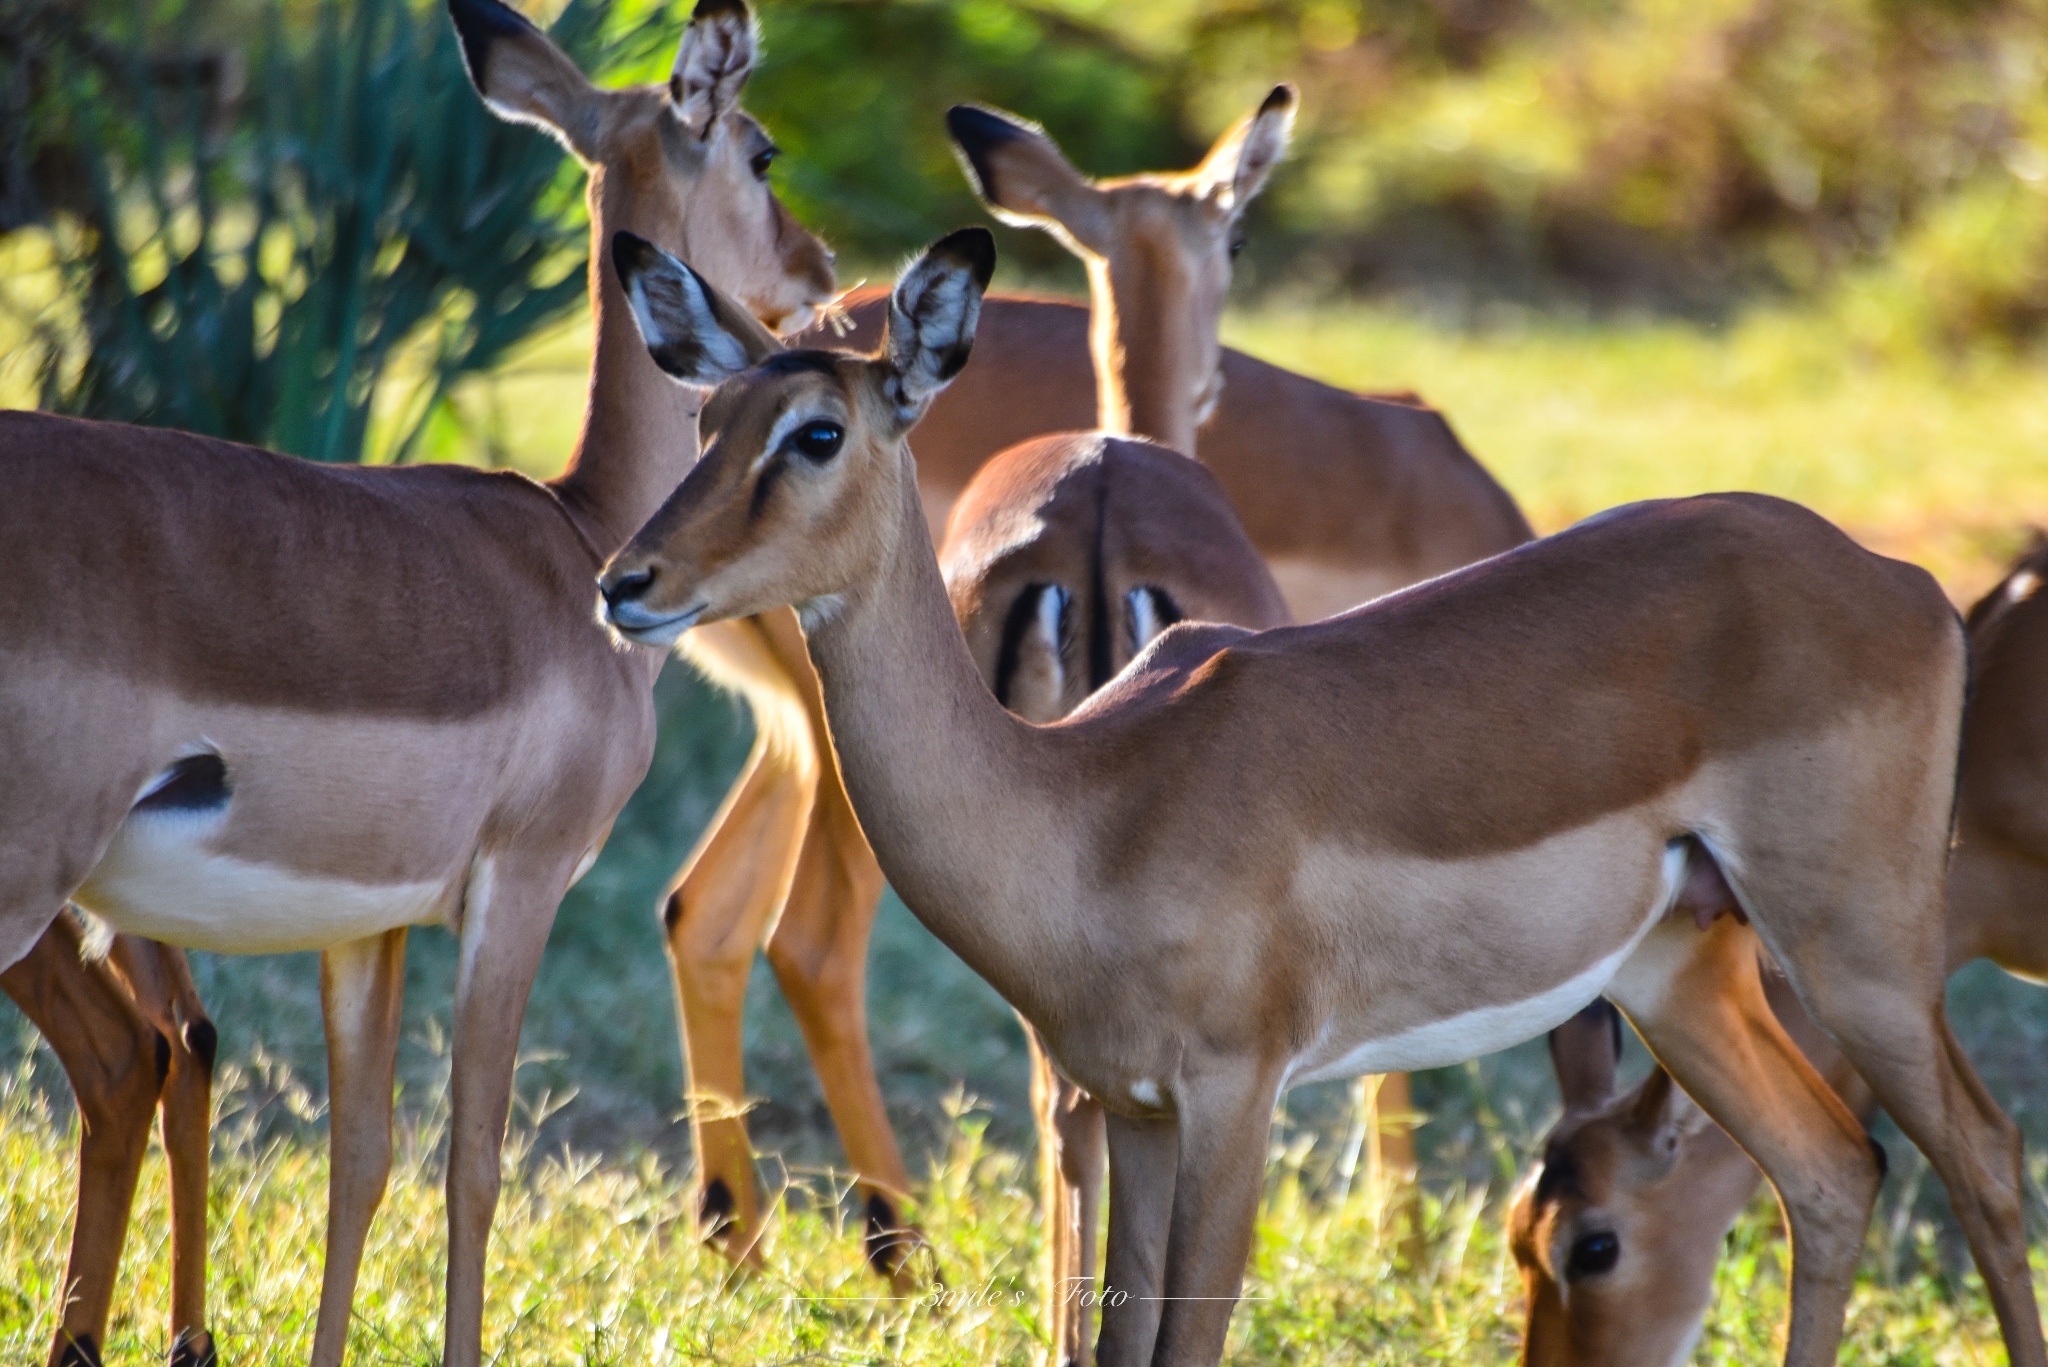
[8,294,2048,1361]
[3,1060,2039,1365]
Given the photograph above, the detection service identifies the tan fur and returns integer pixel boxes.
[600,242,2043,1367]
[1511,536,2048,1367]
[1,917,216,1367]
[662,89,1513,1288]
[0,3,833,1364]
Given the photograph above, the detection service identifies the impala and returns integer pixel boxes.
[663,86,1530,1282]
[0,0,832,1360]
[1510,535,2048,1367]
[600,230,2043,1367]
[6,920,217,1367]
[935,89,1293,1367]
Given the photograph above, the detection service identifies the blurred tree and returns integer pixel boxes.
[4,0,660,462]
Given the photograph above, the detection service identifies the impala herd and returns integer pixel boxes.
[3,2,2043,1366]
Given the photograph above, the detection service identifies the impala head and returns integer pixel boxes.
[598,228,997,645]
[450,0,834,331]
[1508,1000,1730,1367]
[945,85,1294,429]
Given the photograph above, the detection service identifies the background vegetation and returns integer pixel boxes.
[5,0,2048,1360]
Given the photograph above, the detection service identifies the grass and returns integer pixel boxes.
[8,292,2048,1361]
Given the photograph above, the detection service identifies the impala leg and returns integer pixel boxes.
[443,860,569,1367]
[104,937,219,1367]
[309,928,407,1367]
[1779,922,2046,1363]
[2,914,166,1367]
[1148,1072,1280,1367]
[764,753,928,1287]
[1607,917,1881,1367]
[1028,1023,1105,1367]
[1096,1111,1177,1367]
[663,729,816,1263]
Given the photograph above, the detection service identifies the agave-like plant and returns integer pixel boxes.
[9,0,666,464]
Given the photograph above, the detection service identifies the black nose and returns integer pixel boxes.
[604,566,656,607]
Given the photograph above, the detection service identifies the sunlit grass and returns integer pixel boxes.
[2,1054,2037,1366]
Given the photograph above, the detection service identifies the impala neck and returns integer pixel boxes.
[552,166,704,556]
[801,461,1083,1020]
[1088,253,1201,456]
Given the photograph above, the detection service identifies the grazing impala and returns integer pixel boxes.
[600,230,2043,1367]
[1510,536,2048,1367]
[935,89,1294,1367]
[0,0,832,1361]
[6,920,217,1367]
[664,89,1527,1283]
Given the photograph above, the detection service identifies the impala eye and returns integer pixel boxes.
[750,146,779,181]
[1565,1231,1620,1280]
[790,420,843,461]
[1228,235,1247,259]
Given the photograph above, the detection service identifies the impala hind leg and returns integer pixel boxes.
[1607,916,1885,1367]
[1027,1023,1105,1367]
[1779,925,2046,1363]
[663,729,816,1264]
[3,913,166,1367]
[763,762,930,1287]
[310,928,407,1367]
[103,936,219,1367]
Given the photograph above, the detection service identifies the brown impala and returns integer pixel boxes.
[598,229,2044,1367]
[660,85,1526,1283]
[1510,536,2048,1367]
[933,89,1294,1367]
[0,0,833,1361]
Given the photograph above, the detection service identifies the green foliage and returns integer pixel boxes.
[9,0,622,462]
[746,0,1185,278]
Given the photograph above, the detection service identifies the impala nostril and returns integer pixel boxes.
[605,567,656,606]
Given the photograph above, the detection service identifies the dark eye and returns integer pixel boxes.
[1566,1231,1620,1280]
[1228,236,1247,259]
[750,146,779,181]
[790,420,843,462]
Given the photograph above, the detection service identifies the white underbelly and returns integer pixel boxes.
[1288,840,1685,1085]
[76,810,452,954]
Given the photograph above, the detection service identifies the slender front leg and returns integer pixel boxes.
[1097,1110,1178,1367]
[442,857,570,1367]
[1149,1070,1279,1367]
[4,915,166,1367]
[663,725,817,1261]
[1027,1023,1105,1367]
[310,928,408,1367]
[104,936,220,1367]
[764,752,925,1286]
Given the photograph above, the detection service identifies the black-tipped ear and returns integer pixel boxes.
[882,227,996,425]
[448,0,537,92]
[671,0,758,137]
[612,231,778,385]
[946,104,1032,205]
[1551,998,1622,1113]
[1195,81,1296,209]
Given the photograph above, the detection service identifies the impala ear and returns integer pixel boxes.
[880,227,996,427]
[1550,998,1623,1113]
[448,0,605,161]
[946,104,1114,250]
[1193,83,1296,210]
[612,232,780,385]
[670,0,758,139]
[1629,1066,1710,1163]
